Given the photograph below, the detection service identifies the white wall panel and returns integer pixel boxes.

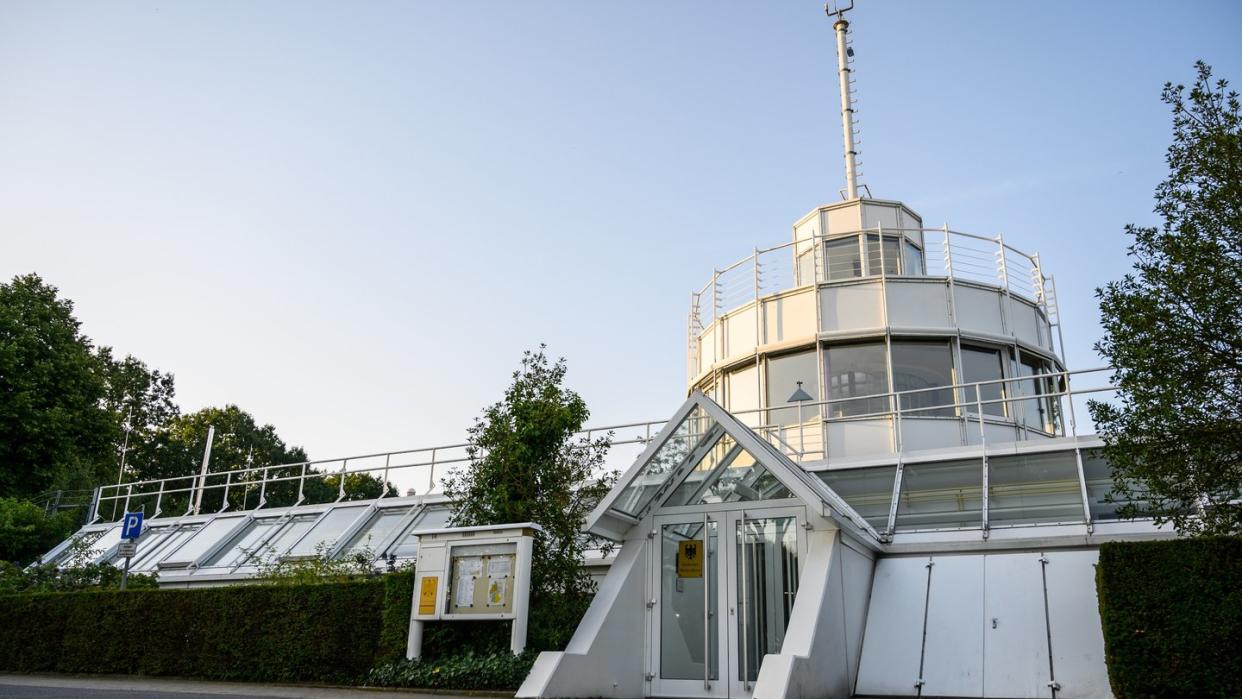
[885,281,952,329]
[861,203,901,230]
[725,306,757,359]
[826,205,860,235]
[922,554,985,697]
[900,418,966,451]
[1045,550,1113,699]
[983,553,1051,698]
[1008,299,1041,348]
[954,285,1006,338]
[726,364,761,427]
[820,284,884,334]
[855,556,929,696]
[763,290,816,345]
[826,420,893,460]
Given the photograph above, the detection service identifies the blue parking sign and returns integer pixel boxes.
[121,511,144,540]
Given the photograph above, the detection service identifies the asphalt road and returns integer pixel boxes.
[0,675,507,699]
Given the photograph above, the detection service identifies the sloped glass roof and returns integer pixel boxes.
[44,496,454,582]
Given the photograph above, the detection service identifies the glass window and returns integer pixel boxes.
[904,240,925,276]
[1017,353,1059,433]
[960,346,1007,417]
[611,406,717,517]
[796,249,815,286]
[664,435,743,507]
[819,466,897,530]
[201,517,282,568]
[660,521,718,681]
[890,341,955,417]
[260,514,320,560]
[132,524,201,571]
[895,459,983,530]
[866,234,902,277]
[825,343,889,418]
[825,236,862,281]
[766,351,820,426]
[285,505,370,558]
[1081,450,1161,522]
[386,506,454,559]
[988,452,1085,525]
[158,515,248,567]
[341,506,414,557]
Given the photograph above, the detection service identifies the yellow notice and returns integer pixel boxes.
[677,539,704,578]
[418,576,439,615]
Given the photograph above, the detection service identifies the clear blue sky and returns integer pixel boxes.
[2,1,1239,474]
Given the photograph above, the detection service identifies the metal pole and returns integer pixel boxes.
[703,512,711,690]
[740,511,751,691]
[831,12,858,199]
[113,407,133,519]
[120,553,131,590]
[192,425,215,516]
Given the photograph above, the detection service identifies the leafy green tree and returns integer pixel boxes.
[97,348,180,487]
[0,497,78,565]
[444,347,615,649]
[1091,62,1242,536]
[0,274,114,498]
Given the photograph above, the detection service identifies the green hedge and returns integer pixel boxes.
[0,571,416,683]
[1097,537,1242,698]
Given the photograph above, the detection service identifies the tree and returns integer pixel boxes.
[0,274,114,498]
[0,497,78,565]
[443,347,615,649]
[1090,62,1242,536]
[96,347,180,487]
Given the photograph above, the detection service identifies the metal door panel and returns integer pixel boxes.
[855,556,929,696]
[922,554,985,697]
[983,553,1051,698]
[1045,550,1113,698]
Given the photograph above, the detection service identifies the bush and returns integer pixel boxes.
[0,559,158,594]
[0,571,417,683]
[1097,537,1242,698]
[367,650,538,690]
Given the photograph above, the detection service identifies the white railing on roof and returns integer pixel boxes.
[687,226,1058,378]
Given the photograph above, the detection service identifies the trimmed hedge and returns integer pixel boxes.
[1097,537,1242,698]
[0,572,416,683]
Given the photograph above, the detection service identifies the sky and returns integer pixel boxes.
[2,1,1240,484]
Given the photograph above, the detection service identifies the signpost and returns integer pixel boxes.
[119,511,143,590]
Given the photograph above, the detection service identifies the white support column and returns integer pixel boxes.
[511,533,534,655]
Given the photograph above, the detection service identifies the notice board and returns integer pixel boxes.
[447,542,517,615]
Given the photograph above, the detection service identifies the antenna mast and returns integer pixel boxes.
[828,2,859,199]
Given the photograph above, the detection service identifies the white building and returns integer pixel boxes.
[42,6,1169,698]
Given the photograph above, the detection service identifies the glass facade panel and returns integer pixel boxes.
[387,505,454,559]
[132,524,201,571]
[159,515,247,566]
[988,453,1084,525]
[796,249,815,286]
[261,514,320,561]
[891,341,955,417]
[1082,450,1155,521]
[960,346,1008,417]
[825,236,862,280]
[1017,354,1058,433]
[342,506,413,557]
[611,406,716,517]
[819,466,897,530]
[766,351,820,426]
[825,343,889,418]
[736,516,799,681]
[664,435,741,507]
[660,521,718,680]
[202,517,282,568]
[904,240,925,276]
[866,234,902,276]
[896,459,983,530]
[285,506,369,558]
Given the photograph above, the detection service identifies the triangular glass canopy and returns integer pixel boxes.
[587,392,883,547]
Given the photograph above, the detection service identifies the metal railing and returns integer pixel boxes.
[89,364,1117,533]
[723,366,1116,463]
[688,226,1057,377]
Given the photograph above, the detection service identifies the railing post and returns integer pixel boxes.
[87,486,102,524]
[380,454,392,498]
[977,383,989,539]
[257,467,269,509]
[153,481,165,519]
[429,448,438,495]
[338,459,348,500]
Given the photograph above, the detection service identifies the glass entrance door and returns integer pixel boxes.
[651,506,804,698]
